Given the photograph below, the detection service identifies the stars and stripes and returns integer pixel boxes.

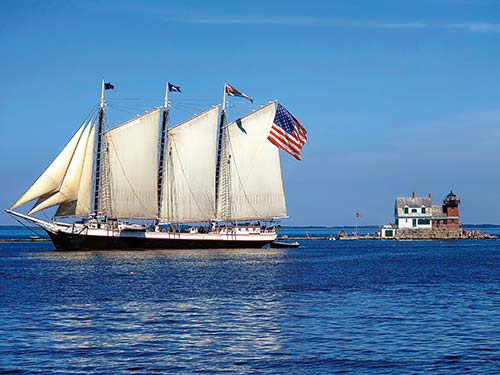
[225,83,253,103]
[268,104,307,161]
[168,83,181,93]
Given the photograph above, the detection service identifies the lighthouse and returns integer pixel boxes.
[442,190,461,229]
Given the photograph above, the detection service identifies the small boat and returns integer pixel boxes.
[270,241,299,248]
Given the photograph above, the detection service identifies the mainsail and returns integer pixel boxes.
[100,109,160,219]
[30,123,95,215]
[11,123,87,211]
[217,102,287,221]
[160,106,219,223]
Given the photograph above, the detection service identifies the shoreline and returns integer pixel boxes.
[281,236,497,241]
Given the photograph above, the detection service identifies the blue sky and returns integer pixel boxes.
[1,0,500,225]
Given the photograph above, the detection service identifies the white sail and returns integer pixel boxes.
[11,123,86,210]
[217,102,287,221]
[54,124,96,217]
[160,106,219,223]
[101,109,160,219]
[30,123,93,214]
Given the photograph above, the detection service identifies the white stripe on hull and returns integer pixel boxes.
[56,225,277,242]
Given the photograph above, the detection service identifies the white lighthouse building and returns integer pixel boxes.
[395,192,433,229]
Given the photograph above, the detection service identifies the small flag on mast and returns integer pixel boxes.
[104,82,114,90]
[225,83,253,103]
[356,212,362,219]
[268,104,308,161]
[168,83,181,93]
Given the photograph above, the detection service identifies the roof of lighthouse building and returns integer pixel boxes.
[443,190,461,205]
[446,190,457,199]
[395,193,432,208]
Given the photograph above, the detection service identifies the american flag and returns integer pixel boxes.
[225,83,253,103]
[356,212,362,219]
[267,104,307,160]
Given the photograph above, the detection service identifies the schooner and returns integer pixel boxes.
[6,81,307,250]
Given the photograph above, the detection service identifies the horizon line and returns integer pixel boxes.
[176,17,500,33]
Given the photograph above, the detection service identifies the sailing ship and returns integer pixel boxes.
[6,81,307,250]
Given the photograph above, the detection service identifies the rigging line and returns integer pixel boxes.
[168,108,201,116]
[42,210,51,222]
[170,101,207,107]
[82,102,99,124]
[103,105,110,132]
[52,102,98,140]
[109,97,218,102]
[108,97,158,101]
[108,106,160,117]
[170,105,209,113]
[171,103,209,109]
[106,105,150,116]
[174,99,219,103]
[107,102,152,112]
[8,214,48,239]
[108,99,155,107]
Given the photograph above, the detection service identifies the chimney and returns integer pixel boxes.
[412,192,415,199]
[428,193,432,199]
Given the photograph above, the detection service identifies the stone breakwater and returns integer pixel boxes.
[391,228,496,240]
[281,228,497,241]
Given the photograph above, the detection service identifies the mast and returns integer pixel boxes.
[214,83,227,212]
[93,80,106,215]
[157,82,169,219]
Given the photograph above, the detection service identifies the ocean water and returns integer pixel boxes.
[1,227,500,374]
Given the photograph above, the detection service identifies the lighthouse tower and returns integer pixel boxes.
[443,190,461,229]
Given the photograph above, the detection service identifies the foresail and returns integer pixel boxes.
[101,109,160,219]
[55,201,78,217]
[160,106,219,223]
[53,124,96,217]
[75,123,96,215]
[11,123,86,210]
[217,102,287,221]
[30,123,92,214]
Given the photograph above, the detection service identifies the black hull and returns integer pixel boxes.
[46,230,273,251]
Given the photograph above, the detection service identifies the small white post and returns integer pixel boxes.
[222,82,227,112]
[100,79,105,109]
[164,81,169,109]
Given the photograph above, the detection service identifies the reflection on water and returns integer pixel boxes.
[1,246,288,373]
[45,297,284,358]
[41,247,285,260]
[1,240,500,373]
